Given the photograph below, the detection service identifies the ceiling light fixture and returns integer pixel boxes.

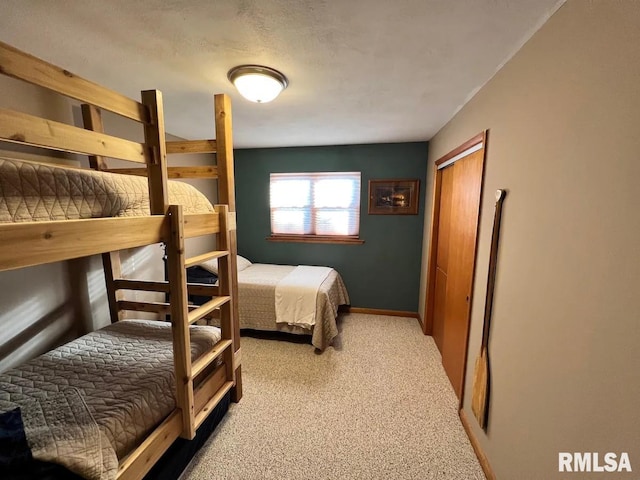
[227,65,288,103]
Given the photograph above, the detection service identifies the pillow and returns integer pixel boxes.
[236,255,252,272]
[199,255,252,274]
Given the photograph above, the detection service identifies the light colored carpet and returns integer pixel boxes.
[182,313,485,480]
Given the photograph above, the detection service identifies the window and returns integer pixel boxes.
[269,172,362,243]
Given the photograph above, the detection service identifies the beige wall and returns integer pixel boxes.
[0,77,219,371]
[420,1,640,478]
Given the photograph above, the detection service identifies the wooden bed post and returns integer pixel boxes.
[81,103,125,324]
[214,94,243,402]
[166,205,196,440]
[141,90,169,214]
[215,205,236,386]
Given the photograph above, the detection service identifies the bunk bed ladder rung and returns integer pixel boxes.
[185,250,229,268]
[191,339,233,379]
[187,296,231,324]
[194,380,235,430]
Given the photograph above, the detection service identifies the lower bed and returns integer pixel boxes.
[0,320,222,480]
[237,264,350,350]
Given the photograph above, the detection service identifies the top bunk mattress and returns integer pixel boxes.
[0,157,214,222]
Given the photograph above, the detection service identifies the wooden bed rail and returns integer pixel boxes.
[0,108,147,163]
[103,165,219,179]
[0,41,148,122]
[0,211,226,273]
[167,139,217,154]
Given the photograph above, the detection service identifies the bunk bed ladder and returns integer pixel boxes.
[167,204,235,439]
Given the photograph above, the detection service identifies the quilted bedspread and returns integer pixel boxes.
[0,319,221,479]
[0,157,214,222]
[237,264,350,350]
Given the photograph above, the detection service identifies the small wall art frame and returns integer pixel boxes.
[368,179,420,215]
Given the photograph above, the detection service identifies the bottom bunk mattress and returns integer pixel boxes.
[237,264,350,350]
[0,319,221,480]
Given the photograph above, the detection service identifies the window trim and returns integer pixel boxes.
[267,234,364,245]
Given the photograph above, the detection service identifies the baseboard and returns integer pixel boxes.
[459,408,496,480]
[339,306,420,319]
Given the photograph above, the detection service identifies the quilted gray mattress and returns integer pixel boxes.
[0,320,221,472]
[0,157,214,222]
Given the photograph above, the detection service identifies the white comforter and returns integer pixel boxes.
[275,265,332,328]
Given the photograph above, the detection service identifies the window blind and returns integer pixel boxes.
[270,172,361,236]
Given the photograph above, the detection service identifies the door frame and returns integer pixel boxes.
[423,131,487,402]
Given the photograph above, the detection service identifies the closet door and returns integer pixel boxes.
[440,149,484,399]
[432,165,454,352]
[426,133,485,400]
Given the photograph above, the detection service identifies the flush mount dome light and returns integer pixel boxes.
[227,65,288,103]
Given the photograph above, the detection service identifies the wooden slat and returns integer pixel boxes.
[115,279,170,293]
[118,301,218,318]
[103,165,219,179]
[214,94,242,402]
[118,300,171,315]
[184,213,221,238]
[142,90,168,214]
[191,339,233,379]
[214,95,235,211]
[166,139,217,154]
[81,104,108,170]
[194,381,234,430]
[194,365,226,415]
[0,108,146,163]
[187,283,220,297]
[166,205,195,439]
[116,410,181,480]
[188,296,231,325]
[234,348,242,371]
[104,252,126,323]
[215,205,236,388]
[0,216,167,272]
[0,41,148,123]
[166,166,218,179]
[113,279,219,297]
[185,250,228,268]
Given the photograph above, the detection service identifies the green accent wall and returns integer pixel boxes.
[235,142,428,312]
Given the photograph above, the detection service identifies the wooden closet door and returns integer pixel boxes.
[441,149,484,398]
[432,166,454,352]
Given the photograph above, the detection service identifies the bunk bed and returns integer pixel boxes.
[0,41,242,480]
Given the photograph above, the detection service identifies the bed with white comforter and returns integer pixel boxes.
[237,263,350,350]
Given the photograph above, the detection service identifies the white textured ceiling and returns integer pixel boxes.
[0,0,562,148]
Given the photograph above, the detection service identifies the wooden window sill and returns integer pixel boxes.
[267,235,365,245]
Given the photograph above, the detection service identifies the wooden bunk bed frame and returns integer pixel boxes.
[0,41,242,479]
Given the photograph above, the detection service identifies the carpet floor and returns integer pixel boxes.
[182,313,485,480]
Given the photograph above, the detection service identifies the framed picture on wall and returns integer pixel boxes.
[368,179,420,215]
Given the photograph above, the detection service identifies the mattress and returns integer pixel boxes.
[0,157,214,222]
[237,264,350,350]
[0,319,221,479]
